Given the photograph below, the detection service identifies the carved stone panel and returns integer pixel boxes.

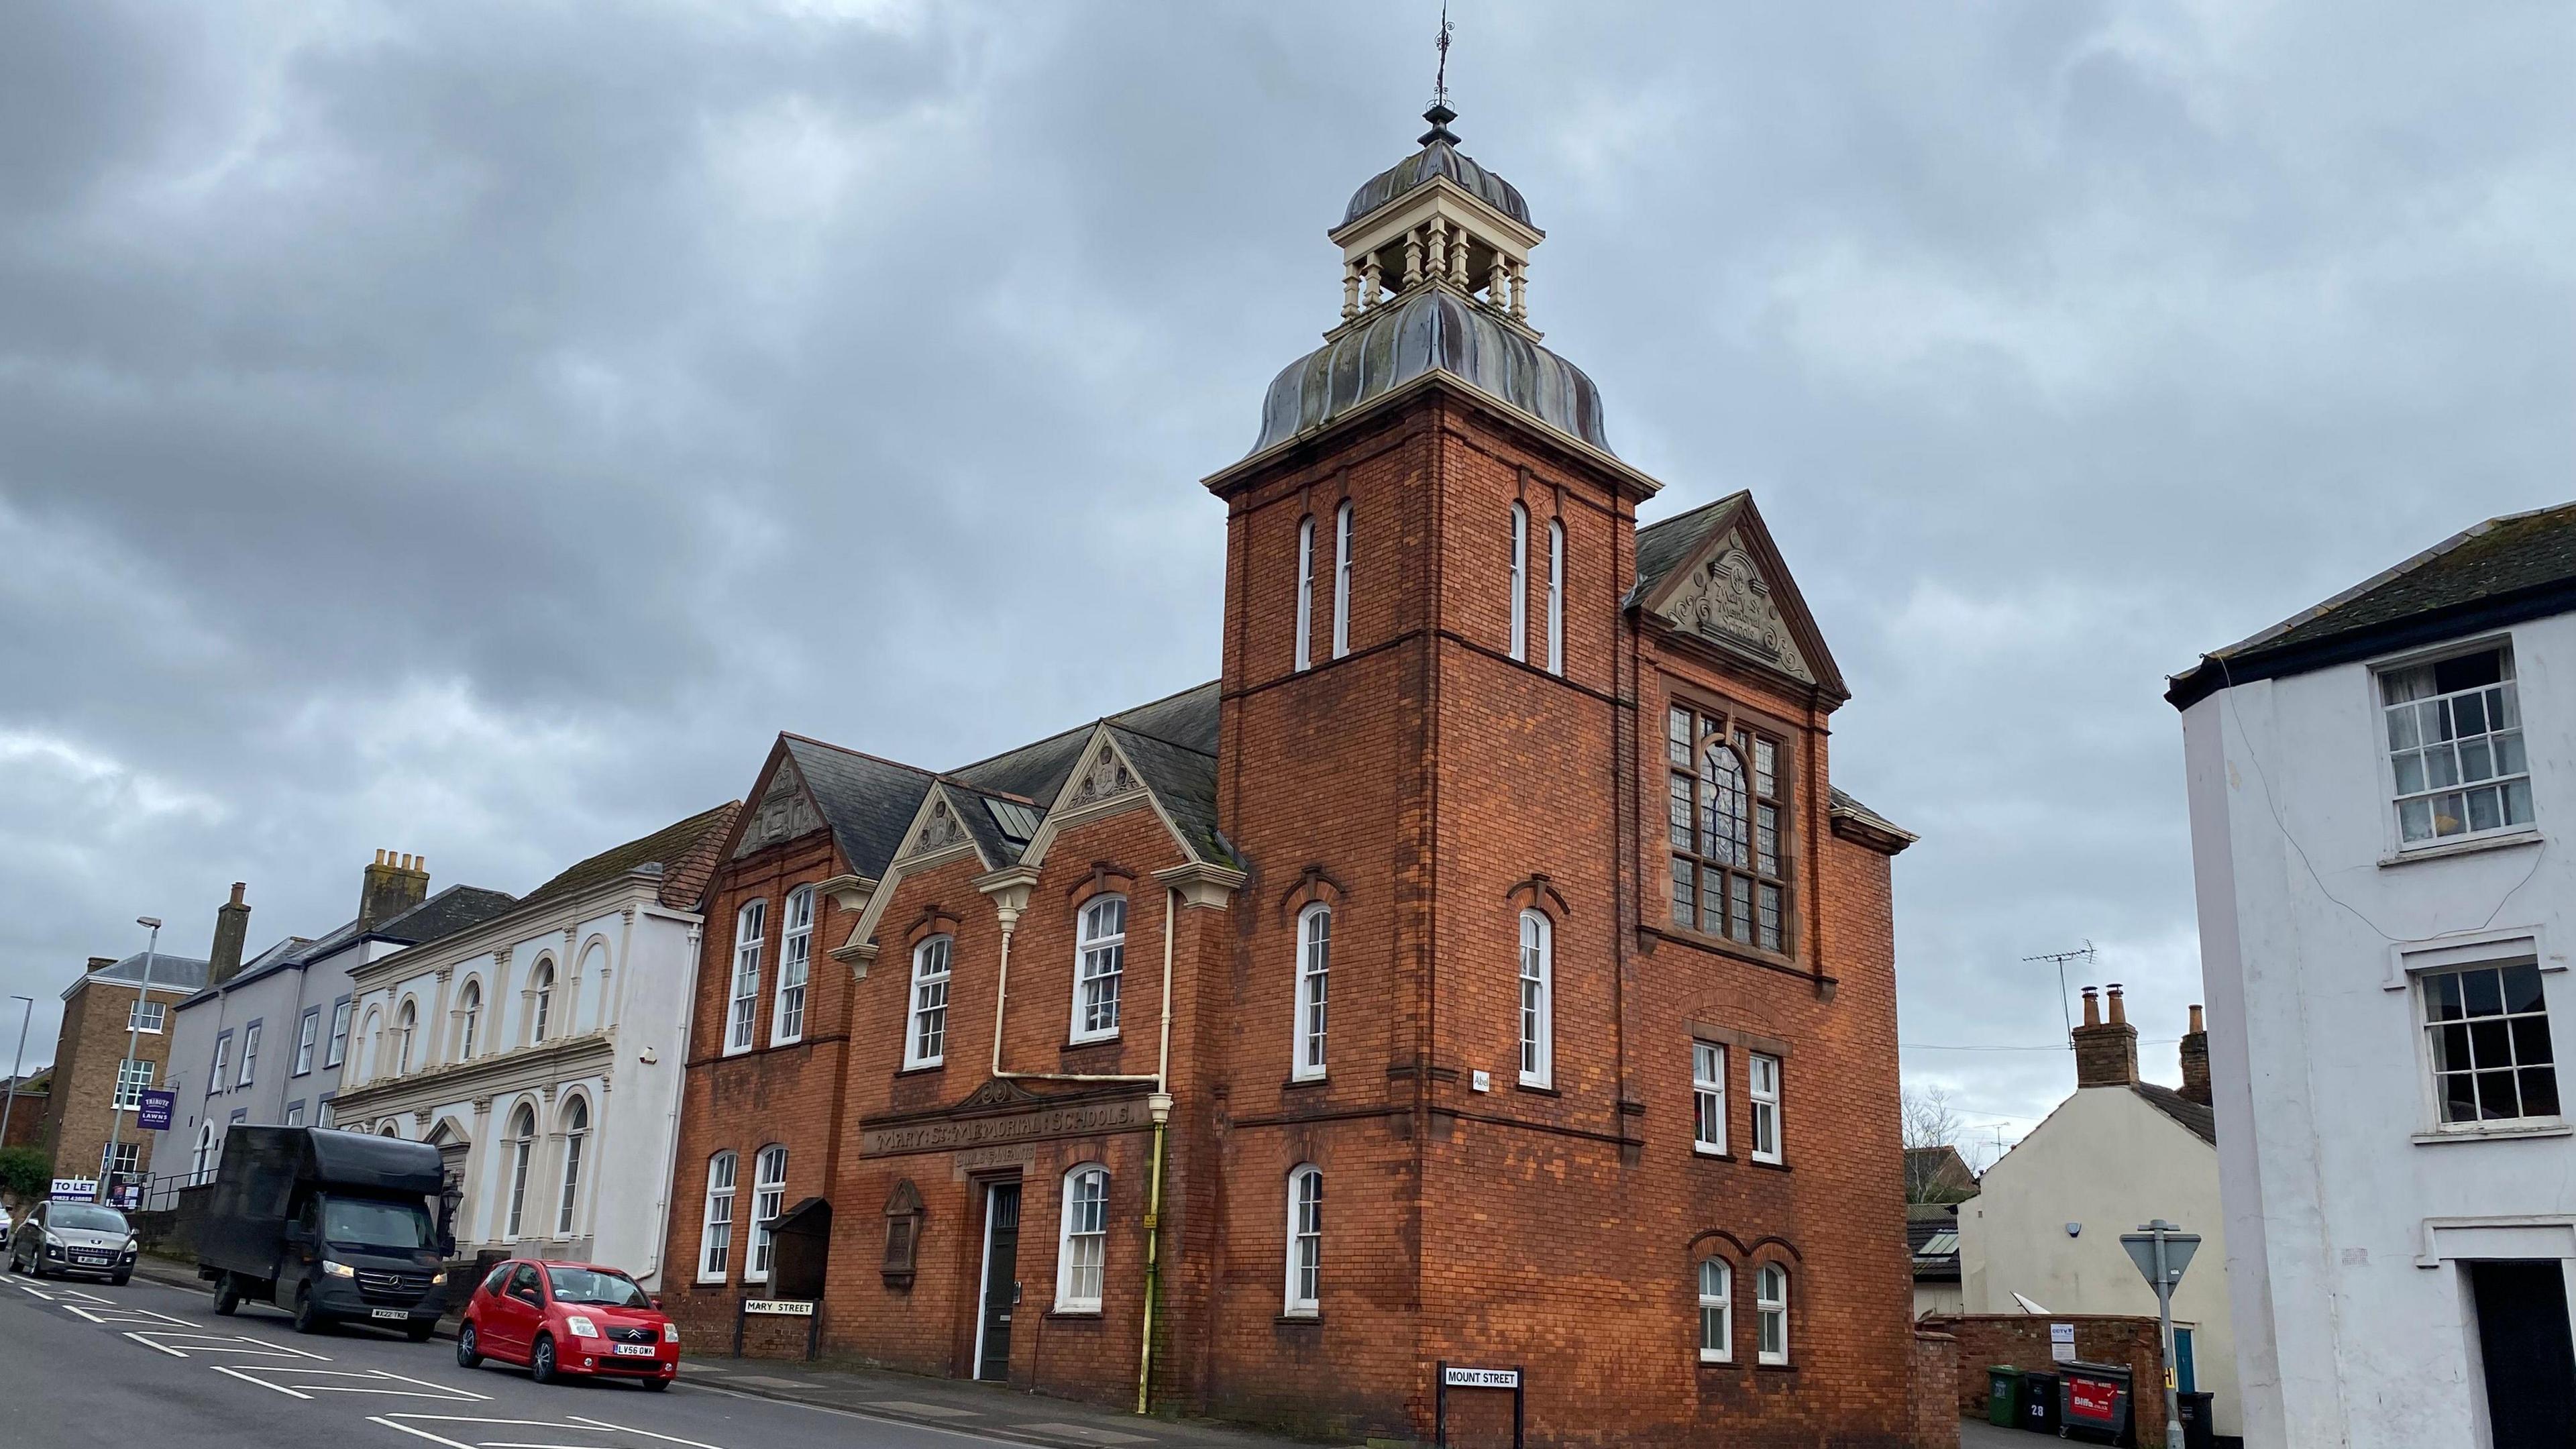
[735,755,826,859]
[1065,743,1140,810]
[1656,533,1815,684]
[914,794,969,855]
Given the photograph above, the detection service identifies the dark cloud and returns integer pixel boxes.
[3,1,2569,1155]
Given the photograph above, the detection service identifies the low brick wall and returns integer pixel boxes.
[1911,1330,1959,1449]
[1921,1313,2165,1446]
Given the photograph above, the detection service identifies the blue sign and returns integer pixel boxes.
[136,1089,176,1132]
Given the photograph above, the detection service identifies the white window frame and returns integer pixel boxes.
[2377,639,2534,851]
[774,887,813,1046]
[1508,502,1529,661]
[128,999,165,1034]
[1293,904,1331,1081]
[316,1099,335,1130]
[1518,910,1553,1088]
[727,900,765,1055]
[1698,1258,1733,1362]
[529,962,555,1044]
[2418,957,2561,1130]
[1332,501,1353,660]
[1055,1163,1109,1311]
[504,1105,537,1240]
[1284,1164,1322,1317]
[1693,1041,1727,1155]
[906,936,953,1069]
[325,1001,352,1069]
[1749,1053,1782,1163]
[101,1140,139,1180]
[698,1150,737,1282]
[457,981,481,1061]
[557,1098,589,1236]
[191,1122,219,1185]
[1756,1263,1788,1364]
[394,1001,417,1075]
[1546,517,1565,674]
[747,1144,788,1282]
[112,1057,156,1110]
[237,1022,260,1087]
[283,1100,303,1127]
[211,1033,231,1091]
[294,1011,318,1075]
[1071,894,1126,1044]
[1294,514,1316,672]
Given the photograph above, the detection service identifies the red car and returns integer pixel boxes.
[456,1258,678,1389]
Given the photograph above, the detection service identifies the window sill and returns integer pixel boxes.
[1749,1156,1789,1173]
[2412,1120,2572,1145]
[1283,1074,1328,1090]
[1692,1146,1734,1162]
[1276,1312,1322,1326]
[1755,1360,1795,1373]
[1045,1308,1104,1322]
[2380,830,2542,869]
[1513,1080,1558,1097]
[895,1063,945,1077]
[1696,1354,1733,1368]
[1064,1034,1122,1051]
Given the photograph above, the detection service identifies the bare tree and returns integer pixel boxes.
[1902,1085,1975,1202]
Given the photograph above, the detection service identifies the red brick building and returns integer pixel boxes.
[665,105,1917,1446]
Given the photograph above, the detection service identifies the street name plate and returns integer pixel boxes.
[743,1299,815,1316]
[1444,1366,1519,1389]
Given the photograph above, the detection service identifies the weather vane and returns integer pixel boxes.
[1433,0,1453,110]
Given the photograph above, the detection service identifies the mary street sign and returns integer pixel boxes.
[743,1299,814,1317]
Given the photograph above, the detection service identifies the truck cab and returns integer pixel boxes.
[198,1126,451,1338]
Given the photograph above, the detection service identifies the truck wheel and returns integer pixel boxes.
[529,1332,559,1385]
[212,1275,240,1315]
[292,1285,327,1335]
[456,1322,483,1368]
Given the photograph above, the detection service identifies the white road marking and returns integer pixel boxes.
[121,1328,333,1360]
[565,1415,728,1448]
[212,1364,490,1401]
[368,1415,727,1449]
[674,1380,1050,1448]
[11,1281,56,1300]
[67,1303,194,1327]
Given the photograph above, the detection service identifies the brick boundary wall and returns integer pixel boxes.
[1920,1313,2165,1446]
[1911,1330,1959,1449]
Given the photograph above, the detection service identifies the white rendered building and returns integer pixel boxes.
[2171,502,2576,1449]
[327,805,735,1289]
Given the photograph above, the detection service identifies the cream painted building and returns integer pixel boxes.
[1957,987,2239,1440]
[327,805,735,1288]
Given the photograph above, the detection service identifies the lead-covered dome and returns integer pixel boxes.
[1339,104,1531,229]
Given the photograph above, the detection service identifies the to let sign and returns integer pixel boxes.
[136,1089,176,1131]
[743,1299,815,1317]
[1444,1366,1520,1389]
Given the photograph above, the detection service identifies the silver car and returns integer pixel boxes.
[8,1201,138,1283]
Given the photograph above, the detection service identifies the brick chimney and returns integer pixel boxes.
[2071,983,2139,1088]
[87,957,116,973]
[208,882,252,985]
[360,850,431,930]
[2179,1004,2212,1105]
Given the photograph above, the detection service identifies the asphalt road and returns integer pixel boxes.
[0,1270,1013,1449]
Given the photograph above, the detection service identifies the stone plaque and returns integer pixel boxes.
[861,1094,1153,1157]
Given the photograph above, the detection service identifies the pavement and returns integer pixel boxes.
[117,1254,1338,1449]
[1957,1415,2033,1447]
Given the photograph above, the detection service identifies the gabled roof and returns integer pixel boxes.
[517,802,741,915]
[181,884,514,1007]
[944,681,1225,869]
[2131,1082,2217,1146]
[1627,491,1849,704]
[780,737,936,881]
[2168,500,2576,710]
[64,949,210,1001]
[1633,492,1747,604]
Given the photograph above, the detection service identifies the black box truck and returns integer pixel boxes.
[197,1125,451,1338]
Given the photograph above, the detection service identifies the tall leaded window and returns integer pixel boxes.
[1074,895,1126,1042]
[1518,910,1553,1087]
[907,936,952,1069]
[557,1097,589,1236]
[775,887,813,1045]
[1295,515,1316,673]
[1332,502,1354,659]
[1698,1258,1732,1362]
[1508,503,1529,661]
[1756,1264,1788,1363]
[1667,702,1790,953]
[1293,904,1331,1080]
[699,1150,737,1280]
[749,1144,788,1281]
[1692,1041,1727,1155]
[727,900,765,1053]
[2424,961,2559,1124]
[1057,1165,1109,1311]
[1546,518,1566,675]
[1285,1164,1323,1316]
[2381,644,2531,846]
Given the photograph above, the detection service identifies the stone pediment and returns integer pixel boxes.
[734,753,825,859]
[1656,531,1815,686]
[1063,739,1142,812]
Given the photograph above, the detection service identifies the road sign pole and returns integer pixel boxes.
[2155,1229,2181,1449]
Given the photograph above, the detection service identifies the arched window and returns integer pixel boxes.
[504,1104,537,1239]
[773,888,812,1046]
[906,936,952,1069]
[727,900,765,1054]
[698,1151,738,1281]
[1331,501,1354,659]
[1072,895,1126,1043]
[556,1097,589,1236]
[1546,517,1566,675]
[1756,1263,1789,1364]
[1284,1165,1322,1316]
[1518,910,1553,1088]
[747,1144,788,1282]
[395,1000,418,1075]
[1294,514,1316,672]
[358,1010,380,1081]
[1293,904,1331,1081]
[1698,1258,1733,1362]
[1668,703,1790,953]
[458,980,482,1060]
[1055,1164,1109,1311]
[1508,502,1529,661]
[529,961,556,1044]
[191,1121,219,1186]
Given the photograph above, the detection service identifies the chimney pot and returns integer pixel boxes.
[229,881,246,906]
[87,957,117,973]
[2180,1004,2213,1106]
[2189,1004,2205,1034]
[2071,983,2139,1089]
[2107,983,2127,1025]
[208,883,253,985]
[2080,986,2102,1028]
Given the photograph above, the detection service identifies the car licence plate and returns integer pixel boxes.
[612,1343,657,1357]
[371,1308,409,1321]
[74,1254,109,1265]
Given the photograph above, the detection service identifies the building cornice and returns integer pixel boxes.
[345,869,688,987]
[329,1029,617,1115]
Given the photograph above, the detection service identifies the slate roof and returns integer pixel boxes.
[64,950,211,1002]
[518,802,741,915]
[1907,1206,1963,1283]
[2169,500,2576,709]
[182,885,515,1006]
[2132,1081,2218,1146]
[943,681,1227,867]
[780,737,936,881]
[1630,492,1748,604]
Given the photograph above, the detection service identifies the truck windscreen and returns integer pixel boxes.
[321,1197,433,1251]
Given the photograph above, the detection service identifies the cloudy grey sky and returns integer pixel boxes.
[3,1,2569,1154]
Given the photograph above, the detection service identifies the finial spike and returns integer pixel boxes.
[1420,0,1460,147]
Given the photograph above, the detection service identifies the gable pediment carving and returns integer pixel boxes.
[1656,533,1815,686]
[735,755,825,859]
[1065,741,1140,811]
[913,793,970,855]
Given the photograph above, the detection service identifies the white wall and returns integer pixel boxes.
[2183,612,2576,1449]
[1957,1085,2239,1436]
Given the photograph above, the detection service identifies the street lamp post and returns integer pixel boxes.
[98,918,160,1205]
[0,994,33,1152]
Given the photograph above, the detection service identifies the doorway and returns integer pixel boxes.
[2470,1260,2576,1449]
[974,1182,1022,1383]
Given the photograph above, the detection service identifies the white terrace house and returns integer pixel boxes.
[327,806,735,1287]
